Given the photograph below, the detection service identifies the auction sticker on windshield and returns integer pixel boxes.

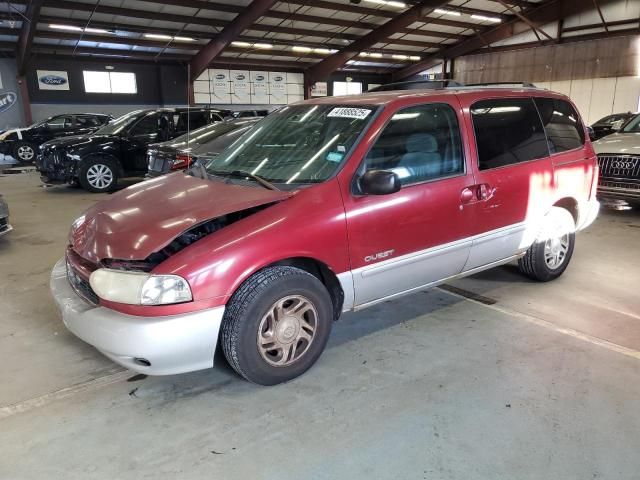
[327,107,372,119]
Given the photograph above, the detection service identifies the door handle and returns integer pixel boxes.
[460,187,475,204]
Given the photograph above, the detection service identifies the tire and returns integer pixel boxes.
[221,266,333,385]
[13,141,37,163]
[78,157,119,193]
[518,207,576,282]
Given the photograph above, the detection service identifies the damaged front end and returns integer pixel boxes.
[38,145,79,185]
[99,204,273,273]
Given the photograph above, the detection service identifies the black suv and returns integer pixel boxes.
[0,113,113,163]
[37,108,225,192]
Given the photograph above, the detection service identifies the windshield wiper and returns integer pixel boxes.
[185,163,208,180]
[209,169,280,191]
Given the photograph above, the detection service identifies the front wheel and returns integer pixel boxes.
[78,158,119,193]
[518,207,576,282]
[221,266,333,385]
[13,141,37,163]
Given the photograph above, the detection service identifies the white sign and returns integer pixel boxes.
[269,72,287,104]
[37,70,70,90]
[210,69,231,103]
[311,82,327,97]
[231,70,250,104]
[327,107,372,119]
[250,71,269,105]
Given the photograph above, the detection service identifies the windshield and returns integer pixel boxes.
[621,114,640,133]
[205,104,377,184]
[164,120,258,153]
[94,110,146,135]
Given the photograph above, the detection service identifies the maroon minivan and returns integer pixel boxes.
[52,87,600,385]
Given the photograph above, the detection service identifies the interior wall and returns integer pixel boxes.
[0,59,25,130]
[453,34,640,123]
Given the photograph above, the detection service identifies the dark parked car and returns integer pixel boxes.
[0,113,113,163]
[37,108,226,192]
[590,112,635,140]
[0,193,11,237]
[147,118,261,177]
[230,109,270,119]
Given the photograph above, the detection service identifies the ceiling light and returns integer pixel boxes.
[314,48,334,54]
[49,24,83,32]
[83,27,109,34]
[363,0,407,8]
[292,46,312,52]
[409,55,421,61]
[369,52,383,58]
[174,36,195,42]
[144,33,173,40]
[434,8,461,16]
[471,14,501,23]
[231,41,251,47]
[253,43,273,49]
[392,54,408,60]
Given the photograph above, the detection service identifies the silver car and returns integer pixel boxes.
[0,194,12,237]
[593,113,640,206]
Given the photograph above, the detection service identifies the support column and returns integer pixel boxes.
[17,76,32,126]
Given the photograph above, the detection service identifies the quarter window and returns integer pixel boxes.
[471,98,549,170]
[533,97,585,153]
[46,116,72,130]
[129,114,160,136]
[363,103,464,186]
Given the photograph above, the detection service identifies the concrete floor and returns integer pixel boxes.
[1,172,639,480]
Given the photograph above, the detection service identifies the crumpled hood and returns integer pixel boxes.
[593,132,640,155]
[70,172,293,263]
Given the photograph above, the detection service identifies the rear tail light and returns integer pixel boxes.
[172,153,192,170]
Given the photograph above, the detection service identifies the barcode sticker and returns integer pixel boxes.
[327,107,372,120]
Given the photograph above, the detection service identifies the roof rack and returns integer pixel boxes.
[463,82,539,88]
[366,79,464,92]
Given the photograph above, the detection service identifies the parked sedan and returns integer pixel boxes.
[38,108,226,192]
[0,194,12,237]
[147,118,261,177]
[590,112,635,140]
[0,113,113,163]
[593,113,640,206]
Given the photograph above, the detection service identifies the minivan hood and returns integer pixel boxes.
[70,172,292,263]
[593,132,640,155]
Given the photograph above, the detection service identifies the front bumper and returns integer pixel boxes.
[0,216,12,237]
[597,179,640,203]
[51,258,225,375]
[0,140,14,155]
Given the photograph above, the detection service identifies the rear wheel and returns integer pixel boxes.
[221,266,333,385]
[13,141,37,163]
[78,158,118,193]
[518,207,576,282]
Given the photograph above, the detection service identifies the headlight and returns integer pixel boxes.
[89,269,192,305]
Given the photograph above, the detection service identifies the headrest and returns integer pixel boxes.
[406,133,437,153]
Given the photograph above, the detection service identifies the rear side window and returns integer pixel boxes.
[533,97,584,153]
[76,115,101,127]
[364,103,464,185]
[471,98,549,170]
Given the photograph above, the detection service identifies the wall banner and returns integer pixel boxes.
[250,71,269,104]
[210,69,231,103]
[231,70,250,104]
[269,72,287,104]
[37,70,70,90]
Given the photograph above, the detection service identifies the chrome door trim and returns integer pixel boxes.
[352,253,524,312]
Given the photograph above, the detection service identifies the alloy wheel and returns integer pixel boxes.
[544,234,569,270]
[86,164,114,190]
[257,295,318,367]
[17,145,34,161]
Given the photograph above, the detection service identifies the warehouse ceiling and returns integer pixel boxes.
[4,0,640,80]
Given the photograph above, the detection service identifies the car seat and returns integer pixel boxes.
[398,133,442,180]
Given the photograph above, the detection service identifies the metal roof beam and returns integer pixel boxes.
[306,0,450,83]
[391,0,619,80]
[16,0,43,75]
[190,0,278,80]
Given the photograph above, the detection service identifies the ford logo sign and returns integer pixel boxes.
[215,74,226,80]
[255,75,265,81]
[0,91,17,114]
[39,75,67,86]
[235,74,246,80]
[274,76,284,82]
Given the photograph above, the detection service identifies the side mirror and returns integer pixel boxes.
[359,169,401,195]
[587,126,596,141]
